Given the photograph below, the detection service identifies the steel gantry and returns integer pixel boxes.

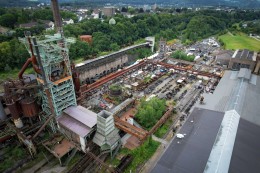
[20,33,77,131]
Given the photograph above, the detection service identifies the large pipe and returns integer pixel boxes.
[51,0,63,36]
[18,36,41,79]
[32,115,54,139]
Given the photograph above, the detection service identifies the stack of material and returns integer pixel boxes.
[93,110,120,151]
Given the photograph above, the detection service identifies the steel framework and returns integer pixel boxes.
[20,34,77,130]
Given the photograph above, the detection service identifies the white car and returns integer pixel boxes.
[176,134,185,139]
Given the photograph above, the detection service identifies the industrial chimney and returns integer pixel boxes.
[51,0,63,36]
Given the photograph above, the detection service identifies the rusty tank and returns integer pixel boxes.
[20,97,39,117]
[6,100,21,119]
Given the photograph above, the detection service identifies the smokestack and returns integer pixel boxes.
[51,0,63,36]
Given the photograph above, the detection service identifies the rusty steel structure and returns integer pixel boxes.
[148,106,174,135]
[79,59,221,100]
[114,116,148,141]
[78,60,146,100]
[156,61,221,78]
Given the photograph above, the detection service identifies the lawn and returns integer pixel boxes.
[219,33,260,51]
[154,117,173,138]
[109,138,160,173]
[167,39,179,45]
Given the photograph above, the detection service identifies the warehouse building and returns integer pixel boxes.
[152,69,260,173]
[228,49,258,71]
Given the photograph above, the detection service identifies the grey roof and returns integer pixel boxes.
[237,68,251,79]
[57,114,91,137]
[196,70,260,126]
[152,108,260,173]
[216,50,233,60]
[232,49,256,61]
[64,106,97,128]
[93,128,120,149]
[229,118,260,173]
[151,108,224,173]
[110,98,134,115]
[75,43,148,68]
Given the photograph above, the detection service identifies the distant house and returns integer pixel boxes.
[19,20,54,31]
[62,18,74,25]
[242,23,248,28]
[0,26,9,34]
[102,6,115,17]
[91,9,100,19]
[19,22,38,29]
[0,26,15,36]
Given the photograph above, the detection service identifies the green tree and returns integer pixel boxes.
[135,97,166,130]
[0,13,17,28]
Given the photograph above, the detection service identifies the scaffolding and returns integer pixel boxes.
[20,33,77,131]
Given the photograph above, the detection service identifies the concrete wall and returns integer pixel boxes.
[228,58,256,71]
[78,54,128,82]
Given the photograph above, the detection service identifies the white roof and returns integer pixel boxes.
[204,110,240,173]
[63,106,97,128]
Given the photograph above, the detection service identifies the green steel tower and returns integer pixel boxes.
[20,34,77,131]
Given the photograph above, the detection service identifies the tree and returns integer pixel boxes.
[121,7,128,13]
[0,13,17,28]
[128,8,135,15]
[110,43,120,51]
[69,40,91,60]
[135,97,166,130]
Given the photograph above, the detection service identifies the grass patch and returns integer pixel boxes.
[134,38,146,45]
[0,67,35,92]
[0,146,28,172]
[115,138,160,173]
[154,117,173,138]
[73,57,84,64]
[167,39,178,45]
[16,152,45,173]
[219,32,260,51]
[170,50,195,62]
[0,68,34,82]
[98,51,113,56]
[67,153,82,170]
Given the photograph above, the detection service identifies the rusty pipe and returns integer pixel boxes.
[18,58,32,79]
[28,36,34,57]
[18,57,42,79]
[18,36,42,79]
[32,114,54,139]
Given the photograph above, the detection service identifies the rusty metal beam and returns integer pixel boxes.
[114,116,148,140]
[79,60,146,99]
[148,106,174,135]
[156,61,220,78]
[32,114,54,139]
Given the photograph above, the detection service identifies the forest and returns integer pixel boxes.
[1,7,260,72]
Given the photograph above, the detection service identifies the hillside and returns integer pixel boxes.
[1,0,260,8]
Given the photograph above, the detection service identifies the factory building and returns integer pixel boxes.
[152,68,260,173]
[93,110,120,154]
[57,106,97,151]
[228,49,258,71]
[102,6,116,17]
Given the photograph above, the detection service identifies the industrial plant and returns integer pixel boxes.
[1,1,260,173]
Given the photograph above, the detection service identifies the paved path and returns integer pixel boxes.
[251,36,260,41]
[141,132,175,173]
[152,135,168,145]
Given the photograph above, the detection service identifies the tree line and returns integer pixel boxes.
[1,8,260,72]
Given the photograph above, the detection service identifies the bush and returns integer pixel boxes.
[170,50,195,62]
[135,97,166,130]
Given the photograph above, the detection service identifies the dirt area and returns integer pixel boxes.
[120,108,136,122]
[124,135,141,150]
